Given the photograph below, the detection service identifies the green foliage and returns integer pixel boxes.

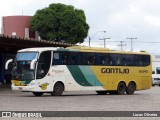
[30,3,89,44]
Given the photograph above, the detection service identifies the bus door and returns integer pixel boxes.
[36,51,52,91]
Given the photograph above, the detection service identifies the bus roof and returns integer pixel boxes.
[66,46,150,55]
[18,47,58,52]
[17,46,150,55]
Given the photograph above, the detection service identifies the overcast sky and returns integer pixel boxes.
[0,0,160,54]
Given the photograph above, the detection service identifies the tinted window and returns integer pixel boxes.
[156,67,160,74]
[52,51,150,67]
[53,52,60,65]
[110,54,123,66]
[62,52,69,64]
[37,51,51,79]
[141,55,150,66]
[134,55,142,66]
[81,53,87,65]
[123,54,134,66]
[98,54,110,65]
[88,54,95,65]
[70,53,78,65]
[134,55,150,66]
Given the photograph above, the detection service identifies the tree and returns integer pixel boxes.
[30,3,89,44]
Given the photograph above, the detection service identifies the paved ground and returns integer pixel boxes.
[0,86,160,120]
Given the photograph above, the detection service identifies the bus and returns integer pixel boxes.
[5,46,152,96]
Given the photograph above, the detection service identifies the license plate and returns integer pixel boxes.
[19,87,22,90]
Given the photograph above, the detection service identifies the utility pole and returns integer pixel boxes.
[99,38,111,48]
[89,36,91,47]
[126,37,137,51]
[117,41,126,51]
[88,31,106,47]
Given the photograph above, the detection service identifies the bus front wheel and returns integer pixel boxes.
[126,82,136,95]
[32,92,44,96]
[117,82,126,95]
[51,82,64,96]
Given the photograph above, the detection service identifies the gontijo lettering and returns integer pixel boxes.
[101,68,129,74]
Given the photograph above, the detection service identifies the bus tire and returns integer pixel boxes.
[117,82,126,95]
[51,82,64,96]
[126,82,136,95]
[32,92,44,96]
[96,91,107,95]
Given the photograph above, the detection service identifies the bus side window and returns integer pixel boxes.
[62,53,69,65]
[110,54,122,66]
[70,53,78,65]
[105,54,110,65]
[53,52,60,65]
[99,54,110,65]
[142,55,150,66]
[81,53,87,65]
[124,54,134,66]
[88,55,95,65]
[99,55,105,65]
[135,55,142,66]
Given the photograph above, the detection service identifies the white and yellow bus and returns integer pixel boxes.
[5,46,152,96]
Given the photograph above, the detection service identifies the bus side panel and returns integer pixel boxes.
[51,65,82,91]
[140,76,152,90]
[91,66,152,91]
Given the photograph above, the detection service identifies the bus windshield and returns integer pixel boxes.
[12,52,38,81]
[16,52,38,61]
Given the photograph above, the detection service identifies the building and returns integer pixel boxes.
[1,16,35,39]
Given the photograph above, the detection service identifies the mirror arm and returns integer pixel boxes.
[30,59,37,69]
[5,59,13,70]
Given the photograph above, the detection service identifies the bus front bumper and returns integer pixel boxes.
[11,85,35,92]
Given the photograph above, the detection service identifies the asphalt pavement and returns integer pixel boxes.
[0,86,160,120]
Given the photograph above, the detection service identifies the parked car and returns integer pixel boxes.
[152,55,160,86]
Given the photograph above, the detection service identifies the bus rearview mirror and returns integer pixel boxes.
[5,59,13,70]
[30,59,37,70]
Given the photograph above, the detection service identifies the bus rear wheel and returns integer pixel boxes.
[117,82,126,95]
[126,82,136,95]
[51,82,64,96]
[32,92,44,96]
[96,91,107,95]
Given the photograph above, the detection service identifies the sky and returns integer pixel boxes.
[0,0,160,54]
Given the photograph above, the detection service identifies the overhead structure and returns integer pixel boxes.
[0,34,75,53]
